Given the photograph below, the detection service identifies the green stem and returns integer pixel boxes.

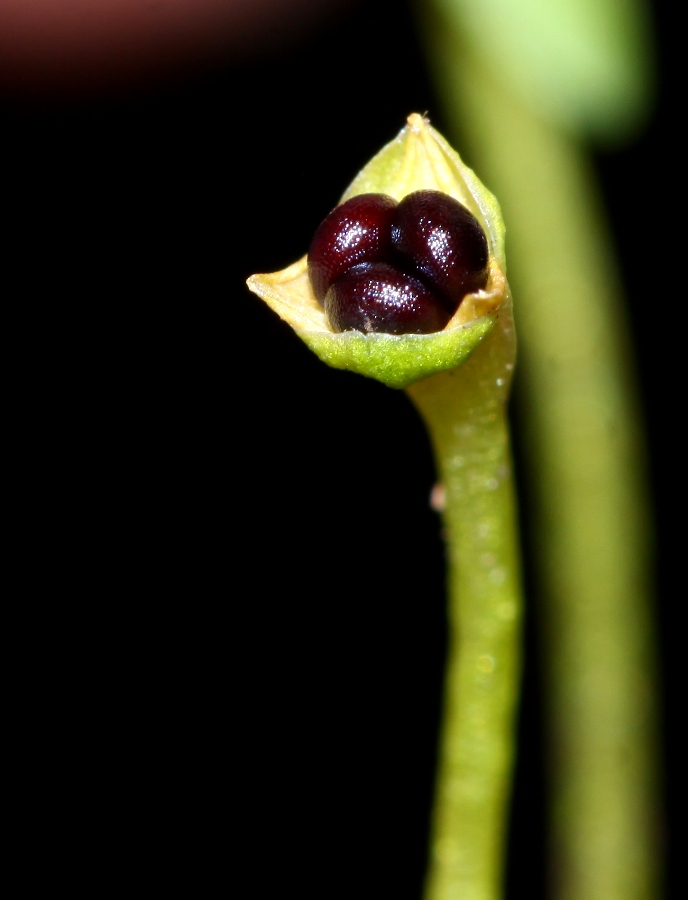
[422,28,661,898]
[407,300,522,900]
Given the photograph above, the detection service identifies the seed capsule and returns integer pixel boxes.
[324,262,451,335]
[249,114,507,386]
[391,190,489,310]
[307,193,398,304]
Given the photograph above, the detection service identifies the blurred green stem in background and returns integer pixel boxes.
[418,1,661,897]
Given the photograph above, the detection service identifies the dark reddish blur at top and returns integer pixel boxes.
[0,0,351,99]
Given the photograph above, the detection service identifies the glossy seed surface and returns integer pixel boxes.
[391,190,489,309]
[307,193,398,304]
[324,262,451,335]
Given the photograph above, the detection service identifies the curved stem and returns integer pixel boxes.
[407,305,522,900]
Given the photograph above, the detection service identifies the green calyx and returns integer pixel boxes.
[247,113,509,390]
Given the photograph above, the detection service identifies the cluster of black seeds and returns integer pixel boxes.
[307,190,490,335]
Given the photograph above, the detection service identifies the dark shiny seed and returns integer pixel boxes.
[324,263,451,335]
[391,190,489,311]
[308,193,398,304]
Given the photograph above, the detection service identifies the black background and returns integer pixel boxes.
[5,1,679,896]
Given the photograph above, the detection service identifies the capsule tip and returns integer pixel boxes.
[406,112,430,133]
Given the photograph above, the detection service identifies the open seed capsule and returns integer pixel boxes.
[248,113,508,388]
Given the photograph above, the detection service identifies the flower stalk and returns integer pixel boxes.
[407,295,521,900]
